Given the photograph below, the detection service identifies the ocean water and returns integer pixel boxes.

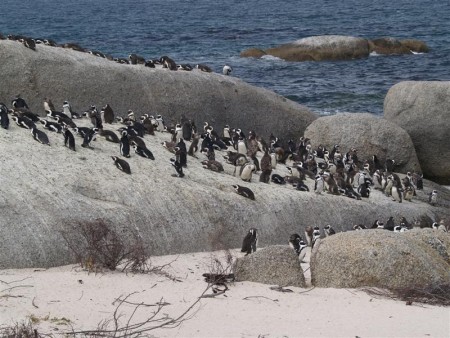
[0,0,449,115]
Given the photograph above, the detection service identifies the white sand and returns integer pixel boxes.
[1,249,449,337]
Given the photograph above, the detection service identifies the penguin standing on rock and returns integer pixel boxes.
[311,226,321,249]
[0,103,9,129]
[429,190,438,206]
[63,126,76,151]
[223,65,232,75]
[170,157,185,177]
[324,224,336,236]
[288,234,307,262]
[120,130,130,157]
[241,228,258,256]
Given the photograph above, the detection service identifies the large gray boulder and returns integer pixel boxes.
[384,81,450,184]
[311,230,450,288]
[0,117,449,269]
[0,39,316,141]
[234,245,306,287]
[304,113,421,173]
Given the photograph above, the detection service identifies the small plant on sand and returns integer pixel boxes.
[0,319,41,338]
[61,218,152,273]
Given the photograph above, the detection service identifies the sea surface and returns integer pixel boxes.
[1,0,449,116]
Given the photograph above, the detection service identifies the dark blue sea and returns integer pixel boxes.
[1,0,449,115]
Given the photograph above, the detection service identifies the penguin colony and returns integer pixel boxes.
[1,94,447,258]
[0,33,227,74]
[1,35,448,260]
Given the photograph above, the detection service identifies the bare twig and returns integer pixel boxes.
[243,296,279,303]
[1,285,34,293]
[32,297,39,308]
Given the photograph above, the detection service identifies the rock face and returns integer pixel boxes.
[0,40,316,141]
[234,245,306,287]
[304,113,421,173]
[311,230,450,288]
[240,35,429,62]
[0,43,449,270]
[263,35,370,62]
[384,81,450,184]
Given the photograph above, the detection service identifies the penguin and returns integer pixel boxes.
[12,96,29,110]
[99,129,120,143]
[271,173,286,185]
[22,37,36,50]
[358,181,370,198]
[385,159,395,172]
[237,137,247,155]
[188,133,200,156]
[196,64,213,72]
[384,217,395,231]
[288,234,307,262]
[240,163,256,182]
[371,220,384,229]
[241,228,257,256]
[232,184,255,200]
[180,115,193,141]
[43,98,56,112]
[400,217,412,230]
[111,156,131,174]
[155,115,166,132]
[62,101,79,119]
[55,115,77,129]
[259,149,272,183]
[129,53,146,65]
[47,110,71,121]
[202,159,224,172]
[133,144,155,160]
[223,65,232,76]
[102,104,115,124]
[311,226,321,249]
[120,131,131,157]
[12,115,36,129]
[353,224,366,231]
[40,119,62,133]
[372,170,383,190]
[175,63,192,71]
[391,183,403,203]
[81,128,97,148]
[160,56,177,70]
[428,190,438,206]
[314,175,324,194]
[323,224,336,237]
[31,127,50,145]
[304,226,313,247]
[0,103,9,129]
[176,138,188,167]
[63,126,76,151]
[295,180,310,192]
[170,157,184,177]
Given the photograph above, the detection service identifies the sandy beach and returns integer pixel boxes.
[1,249,449,337]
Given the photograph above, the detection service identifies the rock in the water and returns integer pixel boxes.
[310,230,450,288]
[0,39,316,141]
[369,37,411,55]
[263,35,370,62]
[304,113,421,173]
[239,48,267,58]
[384,81,450,184]
[234,245,306,287]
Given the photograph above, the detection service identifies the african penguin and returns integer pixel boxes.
[63,126,76,151]
[170,158,185,177]
[111,156,131,174]
[324,224,336,237]
[120,130,131,157]
[102,104,115,124]
[223,65,232,76]
[311,226,321,249]
[31,127,50,145]
[0,103,9,129]
[384,217,395,231]
[271,174,286,185]
[133,144,155,160]
[81,128,97,148]
[314,175,324,194]
[428,190,438,206]
[99,129,120,143]
[288,234,307,262]
[232,184,255,200]
[241,228,258,256]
